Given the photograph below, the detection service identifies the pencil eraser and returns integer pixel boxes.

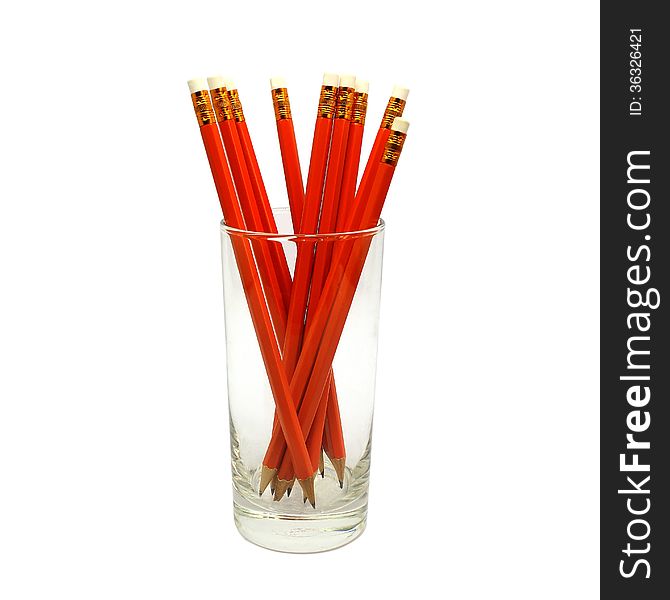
[270,76,287,89]
[391,85,410,101]
[187,78,208,93]
[391,117,410,134]
[355,79,369,94]
[207,75,226,90]
[223,77,236,90]
[322,72,339,86]
[339,73,356,88]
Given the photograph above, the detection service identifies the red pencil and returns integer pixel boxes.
[273,118,410,489]
[336,79,369,231]
[260,74,339,491]
[321,79,370,483]
[345,85,409,232]
[305,74,356,324]
[270,77,304,231]
[282,73,338,375]
[226,80,293,312]
[208,78,288,341]
[187,79,316,505]
[275,75,357,497]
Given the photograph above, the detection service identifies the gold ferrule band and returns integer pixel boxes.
[352,92,368,125]
[380,97,407,129]
[335,86,355,120]
[381,130,407,166]
[226,89,245,122]
[210,87,234,122]
[317,85,338,119]
[271,88,292,120]
[191,90,217,127]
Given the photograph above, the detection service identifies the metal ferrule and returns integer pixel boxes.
[226,89,245,122]
[317,85,338,119]
[335,86,355,120]
[352,92,368,125]
[190,90,217,127]
[381,130,407,167]
[210,87,234,122]
[271,88,292,120]
[380,96,407,129]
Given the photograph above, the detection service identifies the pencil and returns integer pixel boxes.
[336,79,369,231]
[282,73,338,375]
[272,75,355,499]
[270,77,305,231]
[323,376,346,486]
[226,80,293,312]
[296,74,356,489]
[208,77,288,340]
[188,79,315,506]
[305,74,356,323]
[272,80,343,485]
[261,73,339,495]
[216,79,305,496]
[344,85,409,232]
[272,118,409,491]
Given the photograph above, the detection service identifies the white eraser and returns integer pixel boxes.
[391,117,410,134]
[391,84,410,101]
[223,77,236,90]
[207,75,226,89]
[339,73,356,88]
[322,72,339,86]
[187,78,208,93]
[270,76,287,89]
[355,79,369,94]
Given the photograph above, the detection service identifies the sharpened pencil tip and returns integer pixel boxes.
[273,478,290,501]
[259,466,277,496]
[331,457,346,488]
[297,476,316,508]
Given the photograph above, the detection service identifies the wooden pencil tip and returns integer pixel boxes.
[297,476,316,508]
[259,466,277,496]
[331,457,346,487]
[273,478,291,501]
[319,451,325,478]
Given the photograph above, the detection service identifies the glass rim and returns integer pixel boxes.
[220,207,385,241]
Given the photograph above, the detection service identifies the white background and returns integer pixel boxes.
[0,1,599,598]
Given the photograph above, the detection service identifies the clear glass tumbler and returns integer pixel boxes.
[219,208,385,552]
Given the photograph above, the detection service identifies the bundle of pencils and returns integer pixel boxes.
[188,73,409,507]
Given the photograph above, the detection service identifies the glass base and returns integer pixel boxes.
[234,503,366,553]
[232,466,368,553]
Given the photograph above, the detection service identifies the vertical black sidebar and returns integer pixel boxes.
[601,3,669,596]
